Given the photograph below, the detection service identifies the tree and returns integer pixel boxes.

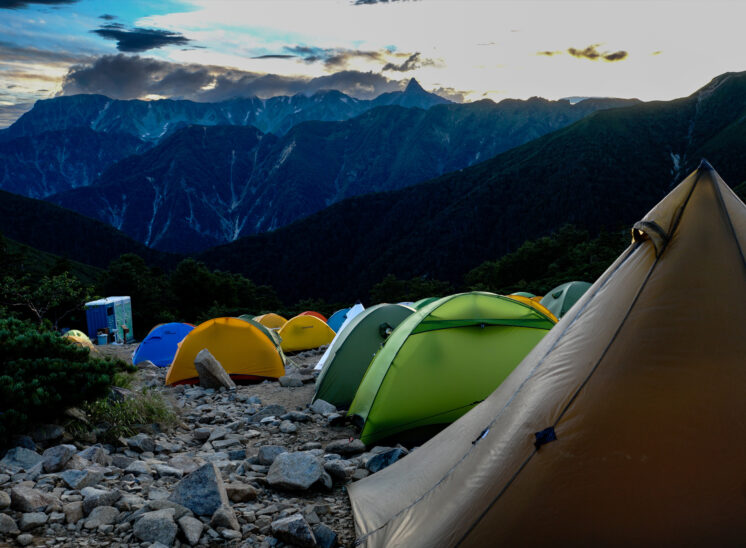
[369,274,453,304]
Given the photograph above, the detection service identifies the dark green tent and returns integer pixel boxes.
[413,297,440,310]
[313,304,414,408]
[540,281,592,318]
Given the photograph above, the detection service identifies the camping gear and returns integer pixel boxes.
[165,317,285,385]
[62,330,99,354]
[314,304,415,408]
[279,315,335,353]
[253,313,287,328]
[540,280,592,318]
[85,296,134,343]
[509,291,535,298]
[132,322,194,367]
[348,162,746,547]
[348,292,556,444]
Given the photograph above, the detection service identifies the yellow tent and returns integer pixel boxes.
[62,332,99,355]
[253,313,288,329]
[349,162,746,546]
[279,315,335,353]
[165,317,285,385]
[63,329,91,342]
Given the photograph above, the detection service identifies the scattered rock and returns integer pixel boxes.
[225,482,258,502]
[313,523,339,548]
[280,420,298,433]
[168,455,202,474]
[0,513,20,535]
[111,454,135,469]
[279,375,304,387]
[194,349,236,390]
[310,400,337,415]
[81,487,121,515]
[271,513,317,547]
[364,447,404,473]
[147,500,192,520]
[248,404,287,423]
[125,433,155,453]
[257,445,287,465]
[84,506,120,529]
[0,447,43,472]
[168,462,229,516]
[16,533,33,546]
[178,515,204,546]
[267,452,324,491]
[60,469,104,490]
[19,512,48,531]
[63,501,84,524]
[77,446,110,466]
[210,504,239,531]
[282,411,311,422]
[0,489,10,510]
[10,486,55,512]
[133,508,178,546]
[30,424,64,444]
[41,444,76,473]
[325,438,366,456]
[154,464,183,478]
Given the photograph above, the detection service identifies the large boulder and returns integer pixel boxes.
[0,490,10,510]
[42,444,76,473]
[194,349,236,390]
[133,508,178,545]
[19,512,48,531]
[267,452,323,491]
[271,514,317,547]
[0,447,43,472]
[83,506,120,529]
[168,462,229,516]
[125,433,155,453]
[10,486,56,512]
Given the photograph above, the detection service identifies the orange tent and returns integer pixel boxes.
[299,310,327,322]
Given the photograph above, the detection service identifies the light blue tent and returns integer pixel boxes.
[328,308,351,332]
[132,322,194,367]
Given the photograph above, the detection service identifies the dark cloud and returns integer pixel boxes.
[352,0,414,4]
[1,70,61,82]
[382,52,433,72]
[252,54,296,60]
[0,41,91,65]
[60,54,407,102]
[92,23,191,53]
[0,0,77,8]
[431,86,466,103]
[537,50,561,57]
[98,13,117,20]
[567,44,628,62]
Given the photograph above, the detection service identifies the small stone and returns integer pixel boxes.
[0,489,10,510]
[221,528,242,540]
[278,376,303,387]
[225,482,258,502]
[279,420,298,433]
[0,447,43,472]
[313,523,338,548]
[125,460,151,475]
[125,433,155,453]
[267,452,323,491]
[248,404,287,424]
[257,445,287,465]
[60,469,104,490]
[48,512,65,524]
[0,513,19,534]
[77,446,111,466]
[81,487,121,515]
[133,508,177,546]
[111,454,135,469]
[168,455,202,474]
[178,515,204,546]
[270,513,317,548]
[10,486,55,512]
[281,411,311,422]
[192,428,211,441]
[30,424,64,444]
[147,500,192,520]
[63,501,84,524]
[16,533,33,546]
[323,460,350,481]
[168,462,229,516]
[154,464,183,478]
[41,444,76,473]
[194,349,236,390]
[19,511,48,531]
[364,447,404,473]
[352,469,370,480]
[310,399,336,415]
[84,506,120,529]
[325,438,366,456]
[210,505,239,531]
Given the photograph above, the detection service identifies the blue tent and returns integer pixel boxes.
[327,308,351,333]
[132,322,194,367]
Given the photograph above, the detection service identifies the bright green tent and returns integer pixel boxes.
[540,281,592,318]
[314,304,414,408]
[413,297,440,310]
[348,292,556,444]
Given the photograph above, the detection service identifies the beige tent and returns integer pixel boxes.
[349,162,746,547]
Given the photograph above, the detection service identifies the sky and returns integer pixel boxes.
[2,0,746,127]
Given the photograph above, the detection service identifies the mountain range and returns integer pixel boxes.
[27,93,631,252]
[198,71,746,302]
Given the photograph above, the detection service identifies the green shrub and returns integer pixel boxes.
[81,390,178,442]
[0,318,123,446]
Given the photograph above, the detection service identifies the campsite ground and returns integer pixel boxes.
[0,344,366,547]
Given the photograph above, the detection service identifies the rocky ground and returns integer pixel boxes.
[0,345,409,547]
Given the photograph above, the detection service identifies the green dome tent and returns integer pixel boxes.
[540,281,592,318]
[509,291,535,298]
[348,292,556,444]
[314,303,414,408]
[413,297,440,310]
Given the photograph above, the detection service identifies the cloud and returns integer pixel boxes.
[382,52,433,72]
[352,0,415,4]
[0,41,91,65]
[537,50,562,57]
[60,54,407,101]
[92,23,191,53]
[98,13,117,20]
[0,0,77,8]
[567,44,628,62]
[251,54,296,60]
[0,102,33,128]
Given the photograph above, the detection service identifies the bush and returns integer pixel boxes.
[0,318,124,446]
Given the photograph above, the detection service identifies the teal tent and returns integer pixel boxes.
[540,281,592,318]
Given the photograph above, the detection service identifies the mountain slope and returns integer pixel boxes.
[0,189,175,269]
[199,72,746,302]
[49,97,634,252]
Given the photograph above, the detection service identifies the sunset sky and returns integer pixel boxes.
[2,0,746,126]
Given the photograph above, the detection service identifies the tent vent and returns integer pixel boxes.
[534,427,557,449]
[472,428,490,445]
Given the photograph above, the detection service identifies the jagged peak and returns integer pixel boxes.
[404,78,425,94]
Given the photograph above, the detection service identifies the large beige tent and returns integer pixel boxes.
[349,162,746,547]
